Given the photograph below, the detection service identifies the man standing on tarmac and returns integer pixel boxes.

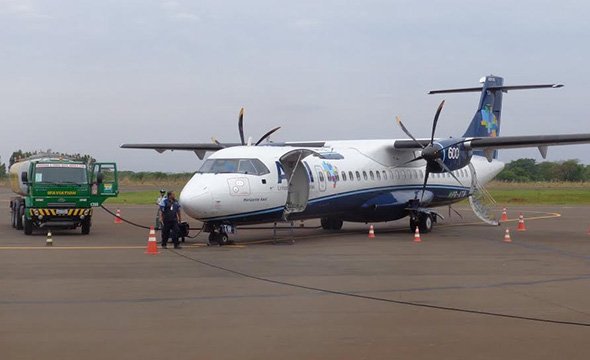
[160,191,182,249]
[155,189,166,230]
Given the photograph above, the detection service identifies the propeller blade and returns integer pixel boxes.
[435,159,463,187]
[255,126,281,146]
[396,116,424,149]
[238,107,245,145]
[420,169,430,203]
[399,156,425,167]
[430,100,445,144]
[211,137,223,147]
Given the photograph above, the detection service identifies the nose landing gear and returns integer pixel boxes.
[206,224,235,246]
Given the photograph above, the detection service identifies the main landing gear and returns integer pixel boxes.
[320,217,343,231]
[410,212,436,233]
[207,224,235,246]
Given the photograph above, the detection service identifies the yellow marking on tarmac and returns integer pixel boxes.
[0,244,210,251]
[438,211,561,228]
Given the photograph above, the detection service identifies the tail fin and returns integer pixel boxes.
[463,76,504,140]
[429,75,563,159]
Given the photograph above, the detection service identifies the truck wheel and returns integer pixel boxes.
[10,204,16,228]
[24,217,33,235]
[16,206,24,230]
[81,220,91,235]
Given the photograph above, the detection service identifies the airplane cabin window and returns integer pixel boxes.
[369,171,374,180]
[382,170,387,180]
[363,171,368,181]
[349,171,354,180]
[376,171,381,181]
[356,171,361,181]
[318,172,325,182]
[412,170,418,179]
[419,170,424,179]
[342,171,347,181]
[395,170,400,180]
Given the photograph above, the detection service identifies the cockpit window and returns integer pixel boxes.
[197,158,270,175]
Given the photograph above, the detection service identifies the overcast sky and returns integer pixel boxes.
[1,0,589,172]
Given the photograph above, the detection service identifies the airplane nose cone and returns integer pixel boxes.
[179,184,213,219]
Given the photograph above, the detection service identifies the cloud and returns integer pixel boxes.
[0,0,51,19]
[160,0,200,22]
[291,18,322,30]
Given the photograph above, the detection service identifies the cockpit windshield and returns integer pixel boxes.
[197,158,270,175]
[34,163,88,184]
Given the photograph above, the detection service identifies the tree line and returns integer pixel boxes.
[496,158,590,182]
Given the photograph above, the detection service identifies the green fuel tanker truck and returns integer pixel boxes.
[9,156,119,235]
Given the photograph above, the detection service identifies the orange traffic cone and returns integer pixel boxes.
[145,226,159,255]
[114,208,123,224]
[500,208,508,222]
[368,225,375,238]
[517,213,527,231]
[503,228,512,243]
[46,231,53,246]
[413,227,421,243]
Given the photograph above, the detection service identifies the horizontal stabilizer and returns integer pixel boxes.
[428,84,562,94]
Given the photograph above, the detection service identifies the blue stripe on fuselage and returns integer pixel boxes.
[201,184,470,224]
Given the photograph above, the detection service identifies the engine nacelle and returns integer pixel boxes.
[428,139,472,173]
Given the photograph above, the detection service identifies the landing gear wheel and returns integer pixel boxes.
[16,206,24,230]
[321,217,343,230]
[24,216,33,235]
[330,219,343,230]
[218,233,229,246]
[81,219,91,235]
[418,213,434,233]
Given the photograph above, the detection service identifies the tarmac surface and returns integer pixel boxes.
[2,189,590,359]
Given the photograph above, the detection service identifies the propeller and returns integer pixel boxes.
[238,107,245,145]
[395,100,463,202]
[213,107,281,147]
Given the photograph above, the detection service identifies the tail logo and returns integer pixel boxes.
[480,104,498,137]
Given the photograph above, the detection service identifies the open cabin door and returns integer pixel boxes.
[279,149,317,218]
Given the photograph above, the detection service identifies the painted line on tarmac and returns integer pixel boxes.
[439,211,562,228]
[0,244,210,251]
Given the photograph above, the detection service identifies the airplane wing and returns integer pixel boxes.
[394,133,590,160]
[120,143,236,159]
[120,141,327,159]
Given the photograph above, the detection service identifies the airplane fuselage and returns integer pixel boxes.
[179,140,504,226]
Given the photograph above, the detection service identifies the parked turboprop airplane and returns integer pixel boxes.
[122,75,590,245]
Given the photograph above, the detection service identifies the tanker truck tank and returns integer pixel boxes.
[8,160,33,196]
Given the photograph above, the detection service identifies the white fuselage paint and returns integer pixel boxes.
[179,140,504,225]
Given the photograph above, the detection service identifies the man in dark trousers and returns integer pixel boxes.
[160,191,182,249]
